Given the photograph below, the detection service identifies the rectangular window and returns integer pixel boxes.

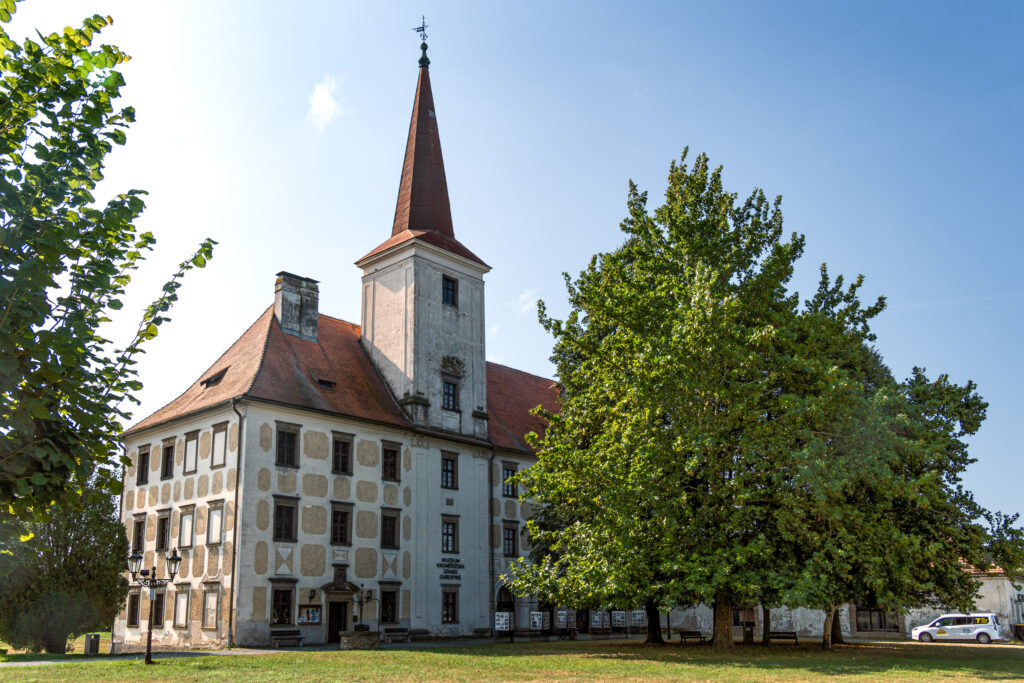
[442,516,459,554]
[503,523,518,558]
[276,422,300,468]
[179,507,195,548]
[382,443,400,482]
[441,586,459,624]
[332,433,353,475]
[441,452,458,489]
[156,510,170,551]
[502,463,518,498]
[274,497,298,542]
[211,422,228,469]
[152,591,166,628]
[271,588,294,625]
[381,509,400,549]
[161,439,175,480]
[380,587,398,624]
[442,380,459,411]
[202,588,220,629]
[184,431,199,474]
[331,503,352,546]
[207,502,224,546]
[856,605,900,632]
[132,516,146,554]
[442,275,458,308]
[173,589,189,629]
[136,447,150,486]
[127,592,140,627]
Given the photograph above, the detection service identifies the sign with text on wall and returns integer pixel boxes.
[632,610,647,627]
[437,557,464,582]
[611,611,626,627]
[530,612,544,630]
[494,611,512,632]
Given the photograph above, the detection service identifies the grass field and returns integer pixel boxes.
[0,639,1022,681]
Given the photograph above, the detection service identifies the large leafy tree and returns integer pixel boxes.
[0,2,214,535]
[509,149,1024,649]
[0,479,129,653]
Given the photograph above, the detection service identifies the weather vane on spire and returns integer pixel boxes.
[412,15,428,42]
[413,15,430,67]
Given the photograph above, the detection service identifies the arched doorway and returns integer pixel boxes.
[497,586,515,634]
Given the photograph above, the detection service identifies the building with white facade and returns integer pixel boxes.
[112,41,557,651]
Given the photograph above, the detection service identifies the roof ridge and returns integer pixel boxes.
[243,305,277,396]
[486,360,555,384]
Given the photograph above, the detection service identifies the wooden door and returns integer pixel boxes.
[328,600,348,643]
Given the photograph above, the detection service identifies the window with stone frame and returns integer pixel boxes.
[151,590,166,628]
[274,496,298,542]
[331,502,353,545]
[156,509,170,551]
[179,506,195,548]
[202,585,220,629]
[207,501,224,546]
[380,585,399,624]
[442,379,459,411]
[332,432,353,475]
[382,442,400,482]
[381,509,400,549]
[442,275,458,308]
[276,421,301,468]
[127,591,140,627]
[441,452,458,489]
[441,515,459,554]
[211,422,228,469]
[503,522,518,558]
[441,585,459,624]
[502,462,518,498]
[160,438,175,480]
[173,588,190,629]
[184,430,199,474]
[136,446,150,486]
[271,585,295,625]
[132,515,146,554]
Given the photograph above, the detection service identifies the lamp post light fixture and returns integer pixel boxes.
[353,583,378,632]
[127,548,181,665]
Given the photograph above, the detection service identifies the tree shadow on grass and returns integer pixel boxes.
[410,639,1024,680]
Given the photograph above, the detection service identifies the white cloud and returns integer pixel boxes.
[514,289,541,315]
[307,76,340,131]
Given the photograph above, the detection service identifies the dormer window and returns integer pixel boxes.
[312,372,336,390]
[442,276,458,308]
[200,367,228,389]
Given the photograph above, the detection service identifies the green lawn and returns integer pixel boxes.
[0,639,1022,681]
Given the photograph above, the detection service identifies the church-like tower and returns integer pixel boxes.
[356,41,490,440]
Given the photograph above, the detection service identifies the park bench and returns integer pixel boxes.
[768,630,798,644]
[677,630,708,644]
[382,627,411,643]
[270,629,304,648]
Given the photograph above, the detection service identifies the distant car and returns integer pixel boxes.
[911,613,1003,644]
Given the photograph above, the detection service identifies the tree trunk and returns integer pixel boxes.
[761,604,772,645]
[821,607,836,650]
[712,592,733,649]
[644,598,665,645]
[831,607,846,645]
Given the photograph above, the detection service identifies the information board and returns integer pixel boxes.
[611,611,626,627]
[556,610,567,629]
[494,611,512,632]
[591,611,603,629]
[632,610,647,627]
[530,611,544,630]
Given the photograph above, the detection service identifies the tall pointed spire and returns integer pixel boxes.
[391,40,453,238]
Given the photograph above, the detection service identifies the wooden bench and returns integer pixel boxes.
[768,631,798,644]
[270,629,304,648]
[382,627,411,643]
[677,630,708,644]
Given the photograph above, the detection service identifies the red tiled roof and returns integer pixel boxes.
[357,228,487,268]
[126,311,559,454]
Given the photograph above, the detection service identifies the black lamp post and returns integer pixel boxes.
[127,548,181,665]
[353,584,378,632]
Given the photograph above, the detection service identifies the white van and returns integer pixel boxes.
[911,613,1003,644]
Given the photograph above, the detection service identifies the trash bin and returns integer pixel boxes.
[84,634,100,654]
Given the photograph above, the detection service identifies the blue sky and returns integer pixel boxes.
[9,1,1022,518]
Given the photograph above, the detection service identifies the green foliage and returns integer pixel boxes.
[0,3,215,532]
[0,479,128,653]
[508,149,1024,648]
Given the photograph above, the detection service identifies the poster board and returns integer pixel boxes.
[297,605,321,625]
[556,610,567,629]
[611,611,626,627]
[632,610,648,627]
[530,611,544,630]
[494,611,512,632]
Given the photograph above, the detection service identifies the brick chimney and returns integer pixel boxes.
[274,272,319,341]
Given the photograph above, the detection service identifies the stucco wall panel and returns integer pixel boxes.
[212,470,223,495]
[198,474,210,499]
[300,544,325,576]
[356,440,379,467]
[356,481,378,503]
[383,483,399,506]
[354,548,377,578]
[254,541,268,575]
[252,587,267,621]
[277,470,296,494]
[304,430,328,459]
[302,473,328,498]
[334,477,351,500]
[302,505,327,534]
[200,431,212,460]
[257,468,271,491]
[259,423,273,451]
[356,510,377,538]
[256,499,270,531]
